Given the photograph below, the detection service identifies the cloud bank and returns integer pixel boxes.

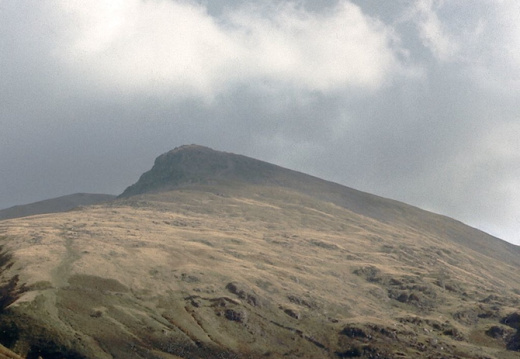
[46,0,406,97]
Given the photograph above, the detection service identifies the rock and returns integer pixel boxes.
[224,309,247,323]
[507,332,520,351]
[89,309,103,318]
[442,326,465,341]
[453,309,479,325]
[353,266,383,283]
[287,295,316,308]
[340,326,369,339]
[485,326,512,339]
[283,308,300,320]
[225,282,259,307]
[501,313,520,329]
[335,347,362,358]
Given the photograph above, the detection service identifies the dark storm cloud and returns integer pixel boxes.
[1,0,519,244]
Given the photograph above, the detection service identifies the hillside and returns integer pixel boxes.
[121,145,520,268]
[0,145,518,358]
[0,194,116,221]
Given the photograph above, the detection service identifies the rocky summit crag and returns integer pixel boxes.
[120,144,296,196]
[0,145,519,359]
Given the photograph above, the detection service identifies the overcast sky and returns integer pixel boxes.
[1,0,520,245]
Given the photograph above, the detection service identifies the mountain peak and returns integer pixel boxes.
[166,144,214,154]
[120,145,280,197]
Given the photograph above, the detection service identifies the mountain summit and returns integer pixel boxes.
[0,145,519,359]
[120,144,285,196]
[120,145,429,223]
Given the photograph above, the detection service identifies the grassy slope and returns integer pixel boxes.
[120,145,520,269]
[0,184,518,358]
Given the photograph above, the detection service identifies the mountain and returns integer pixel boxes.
[0,193,116,221]
[122,145,520,268]
[0,145,519,359]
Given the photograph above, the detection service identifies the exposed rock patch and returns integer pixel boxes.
[225,282,260,307]
[485,325,514,340]
[282,308,300,320]
[501,312,520,329]
[223,309,247,323]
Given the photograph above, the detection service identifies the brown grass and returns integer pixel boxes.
[0,185,519,358]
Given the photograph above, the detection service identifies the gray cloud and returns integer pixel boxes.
[1,0,519,245]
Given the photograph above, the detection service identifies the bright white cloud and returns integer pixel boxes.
[54,0,239,97]
[227,2,401,91]
[49,0,403,98]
